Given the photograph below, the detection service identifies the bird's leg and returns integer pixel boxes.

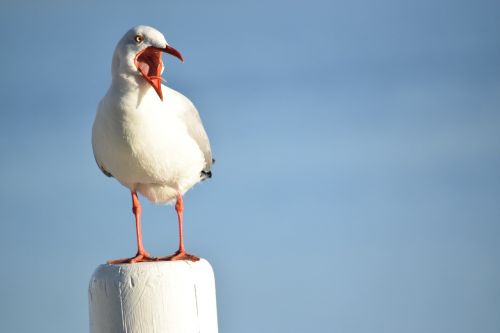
[159,194,199,262]
[108,192,156,264]
[176,195,186,253]
[131,192,152,259]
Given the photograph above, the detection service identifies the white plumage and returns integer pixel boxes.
[92,25,212,263]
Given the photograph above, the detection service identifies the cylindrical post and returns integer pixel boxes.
[89,259,218,333]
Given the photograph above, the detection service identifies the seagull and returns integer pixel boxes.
[92,25,213,264]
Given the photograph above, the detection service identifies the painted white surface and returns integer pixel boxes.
[89,259,218,333]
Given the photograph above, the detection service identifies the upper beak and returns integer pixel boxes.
[160,45,184,62]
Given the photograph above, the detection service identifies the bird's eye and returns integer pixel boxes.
[135,35,144,43]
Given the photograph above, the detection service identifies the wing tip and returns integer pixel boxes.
[201,170,212,180]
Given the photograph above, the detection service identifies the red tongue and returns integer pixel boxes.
[135,47,164,100]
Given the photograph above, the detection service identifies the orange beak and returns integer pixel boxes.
[134,45,184,101]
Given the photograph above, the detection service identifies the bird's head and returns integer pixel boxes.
[112,25,184,101]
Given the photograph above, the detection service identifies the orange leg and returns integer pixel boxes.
[108,192,156,264]
[159,195,199,262]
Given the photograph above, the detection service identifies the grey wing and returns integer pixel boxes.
[178,101,214,180]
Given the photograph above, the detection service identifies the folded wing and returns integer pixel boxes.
[175,97,213,180]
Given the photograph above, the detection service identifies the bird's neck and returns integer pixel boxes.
[109,74,152,107]
[111,74,146,95]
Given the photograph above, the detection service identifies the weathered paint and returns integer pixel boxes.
[89,259,218,333]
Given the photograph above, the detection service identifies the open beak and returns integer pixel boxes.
[134,45,184,101]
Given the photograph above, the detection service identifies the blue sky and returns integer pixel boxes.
[0,1,499,332]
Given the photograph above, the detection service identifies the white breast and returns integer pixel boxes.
[92,85,205,203]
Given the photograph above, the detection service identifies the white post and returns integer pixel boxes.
[88,259,218,333]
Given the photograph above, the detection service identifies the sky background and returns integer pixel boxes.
[0,0,499,332]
